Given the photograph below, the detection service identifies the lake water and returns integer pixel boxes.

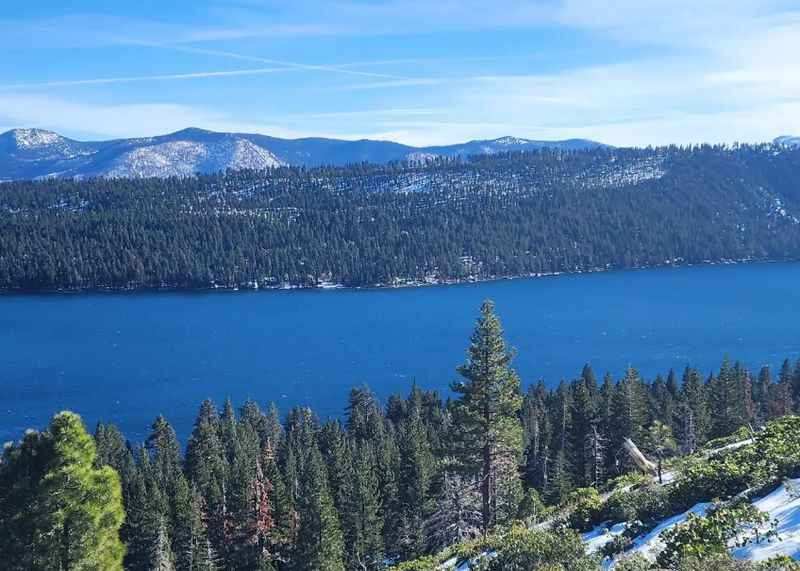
[2,262,799,442]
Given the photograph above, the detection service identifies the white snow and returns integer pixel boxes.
[582,522,628,555]
[585,477,800,566]
[11,128,63,149]
[603,503,712,568]
[732,478,800,562]
[105,138,283,178]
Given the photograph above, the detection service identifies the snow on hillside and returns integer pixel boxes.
[611,503,712,568]
[584,478,800,566]
[583,522,628,555]
[104,138,282,178]
[732,478,800,561]
[12,128,63,149]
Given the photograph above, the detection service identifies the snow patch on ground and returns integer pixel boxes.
[609,503,712,567]
[583,522,628,555]
[732,478,800,561]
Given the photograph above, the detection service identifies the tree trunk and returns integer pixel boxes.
[482,442,491,534]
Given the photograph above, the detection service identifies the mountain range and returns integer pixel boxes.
[0,127,606,180]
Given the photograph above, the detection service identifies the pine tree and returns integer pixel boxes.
[186,400,230,558]
[678,367,709,451]
[755,365,774,425]
[794,360,800,412]
[522,383,551,492]
[709,357,746,438]
[450,300,524,532]
[774,359,795,417]
[610,367,647,472]
[346,443,384,570]
[568,377,596,487]
[94,422,129,473]
[2,412,128,570]
[293,445,345,571]
[397,408,434,559]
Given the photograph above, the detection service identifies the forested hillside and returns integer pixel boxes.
[2,301,800,570]
[2,143,800,292]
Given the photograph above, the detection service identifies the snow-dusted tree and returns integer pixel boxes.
[424,473,482,553]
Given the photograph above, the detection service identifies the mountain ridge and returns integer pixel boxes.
[0,127,607,180]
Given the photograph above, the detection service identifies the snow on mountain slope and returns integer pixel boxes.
[0,127,608,180]
[12,128,63,149]
[103,138,283,178]
[732,478,800,561]
[0,128,97,160]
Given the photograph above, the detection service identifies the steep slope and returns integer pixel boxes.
[0,127,606,179]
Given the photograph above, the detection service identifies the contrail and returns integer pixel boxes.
[0,67,294,90]
[143,43,411,80]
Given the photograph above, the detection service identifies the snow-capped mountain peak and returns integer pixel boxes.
[8,128,65,149]
[0,126,608,180]
[104,137,284,178]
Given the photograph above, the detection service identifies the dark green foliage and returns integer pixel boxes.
[4,145,800,292]
[293,445,345,571]
[450,300,524,531]
[658,501,775,569]
[472,524,598,571]
[0,412,126,570]
[3,303,795,570]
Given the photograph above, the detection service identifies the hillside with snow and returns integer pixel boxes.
[0,127,606,180]
[394,417,800,570]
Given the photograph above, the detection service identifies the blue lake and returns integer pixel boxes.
[2,262,799,442]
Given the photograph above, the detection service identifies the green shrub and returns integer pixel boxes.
[602,485,671,525]
[701,426,753,453]
[673,416,800,508]
[657,501,774,569]
[674,552,800,571]
[472,524,599,571]
[600,534,632,558]
[567,487,604,531]
[612,553,651,571]
[605,472,651,493]
[518,487,550,523]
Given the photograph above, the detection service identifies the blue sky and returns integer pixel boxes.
[1,0,799,146]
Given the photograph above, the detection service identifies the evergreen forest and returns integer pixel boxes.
[2,301,800,570]
[2,144,800,291]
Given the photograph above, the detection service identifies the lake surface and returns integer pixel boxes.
[2,262,799,442]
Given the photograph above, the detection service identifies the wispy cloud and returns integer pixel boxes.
[134,44,409,80]
[328,78,448,91]
[0,68,296,90]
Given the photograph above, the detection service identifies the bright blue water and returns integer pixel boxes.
[2,262,799,443]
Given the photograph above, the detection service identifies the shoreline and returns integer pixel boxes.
[0,256,797,297]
